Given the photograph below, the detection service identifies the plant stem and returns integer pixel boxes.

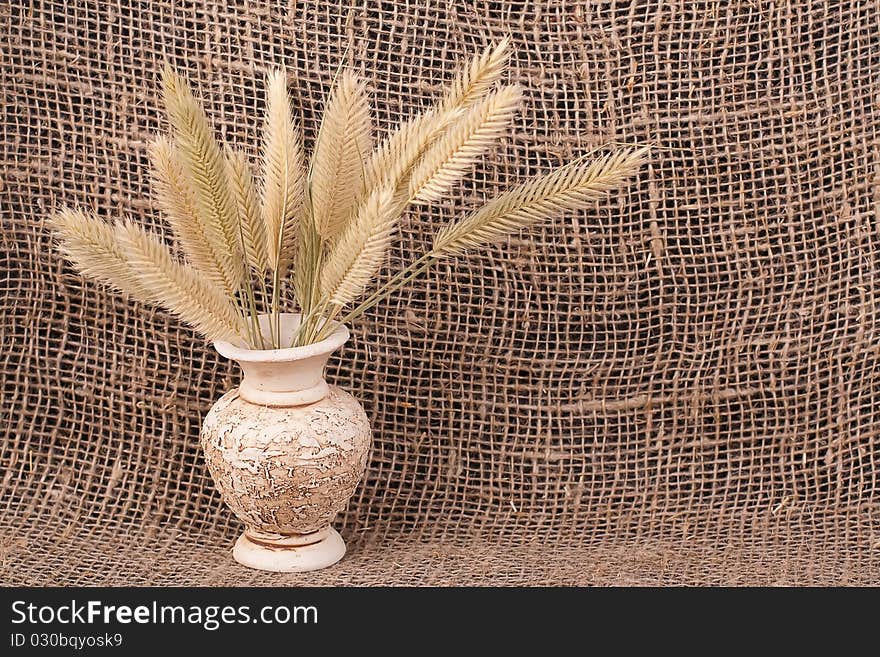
[289,298,321,346]
[256,272,274,348]
[243,275,265,349]
[233,291,254,347]
[292,200,323,346]
[347,251,433,318]
[236,281,263,349]
[271,264,282,348]
[305,243,324,343]
[313,252,438,342]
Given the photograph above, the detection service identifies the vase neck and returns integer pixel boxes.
[234,352,334,407]
[212,314,349,407]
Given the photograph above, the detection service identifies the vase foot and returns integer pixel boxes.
[232,527,346,573]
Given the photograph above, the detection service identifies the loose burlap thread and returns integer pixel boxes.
[1,0,879,586]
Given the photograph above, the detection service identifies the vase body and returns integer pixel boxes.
[200,314,371,572]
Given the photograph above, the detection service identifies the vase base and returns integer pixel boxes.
[232,527,346,573]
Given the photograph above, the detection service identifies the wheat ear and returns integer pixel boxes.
[48,207,152,301]
[226,147,269,273]
[160,67,243,295]
[260,68,305,275]
[362,109,462,201]
[361,40,509,203]
[316,147,650,341]
[310,70,372,240]
[433,147,650,256]
[148,136,238,289]
[319,186,397,307]
[439,38,511,112]
[115,220,247,341]
[409,85,522,204]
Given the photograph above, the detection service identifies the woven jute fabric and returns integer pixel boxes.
[2,0,879,586]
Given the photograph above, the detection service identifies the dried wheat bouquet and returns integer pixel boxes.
[51,40,648,349]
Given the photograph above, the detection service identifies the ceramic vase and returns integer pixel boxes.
[200,313,371,572]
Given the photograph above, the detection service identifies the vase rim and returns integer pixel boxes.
[213,312,350,364]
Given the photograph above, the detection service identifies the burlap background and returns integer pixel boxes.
[2,0,878,586]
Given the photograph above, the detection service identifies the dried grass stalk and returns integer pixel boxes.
[433,147,650,256]
[310,71,372,240]
[226,147,269,273]
[260,69,305,275]
[115,220,246,341]
[439,38,511,112]
[409,85,522,204]
[52,43,648,349]
[48,208,152,301]
[362,40,509,205]
[363,110,445,196]
[148,136,235,288]
[292,201,321,313]
[319,186,396,307]
[160,67,243,294]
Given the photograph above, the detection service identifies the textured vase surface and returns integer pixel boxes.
[200,314,371,572]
